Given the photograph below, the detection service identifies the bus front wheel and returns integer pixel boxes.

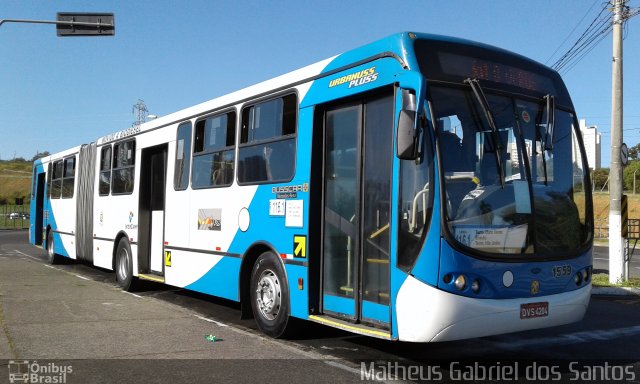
[250,251,291,338]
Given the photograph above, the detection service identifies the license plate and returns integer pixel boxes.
[520,302,549,319]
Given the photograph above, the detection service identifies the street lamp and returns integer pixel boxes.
[0,13,115,36]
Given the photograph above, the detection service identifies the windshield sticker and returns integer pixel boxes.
[328,66,378,89]
[521,110,531,124]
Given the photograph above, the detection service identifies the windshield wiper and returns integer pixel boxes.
[464,78,505,188]
[535,95,555,186]
[543,94,555,151]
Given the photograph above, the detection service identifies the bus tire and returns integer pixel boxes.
[115,237,135,291]
[45,233,59,265]
[250,251,291,338]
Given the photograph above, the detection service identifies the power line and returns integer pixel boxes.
[552,1,639,75]
[546,0,601,65]
[552,2,613,74]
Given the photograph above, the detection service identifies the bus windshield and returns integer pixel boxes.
[430,85,591,258]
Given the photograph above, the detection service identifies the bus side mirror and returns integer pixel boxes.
[396,89,418,160]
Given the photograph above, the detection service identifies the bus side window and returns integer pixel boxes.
[174,122,192,190]
[61,156,76,199]
[99,145,112,196]
[191,111,236,189]
[50,160,63,199]
[238,94,296,184]
[47,162,53,198]
[112,139,136,195]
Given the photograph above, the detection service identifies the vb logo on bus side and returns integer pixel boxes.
[165,251,172,267]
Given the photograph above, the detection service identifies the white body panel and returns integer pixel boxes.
[150,210,164,273]
[396,275,591,342]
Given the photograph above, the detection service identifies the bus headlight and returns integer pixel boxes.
[454,275,467,291]
[575,272,583,286]
[583,268,591,283]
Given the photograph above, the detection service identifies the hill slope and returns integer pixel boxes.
[0,159,32,205]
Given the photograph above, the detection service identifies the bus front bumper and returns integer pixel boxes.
[396,275,590,342]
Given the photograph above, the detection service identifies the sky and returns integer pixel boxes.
[1,0,638,167]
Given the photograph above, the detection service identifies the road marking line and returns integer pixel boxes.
[13,249,41,262]
[123,291,142,298]
[193,314,228,327]
[593,257,608,261]
[75,274,90,281]
[491,324,640,350]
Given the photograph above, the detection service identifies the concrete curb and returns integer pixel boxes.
[592,286,640,296]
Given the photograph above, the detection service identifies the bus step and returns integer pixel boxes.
[138,273,165,283]
[339,285,353,293]
[365,258,389,264]
[308,315,393,340]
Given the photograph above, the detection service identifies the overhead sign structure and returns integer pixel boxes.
[56,13,115,36]
[0,13,115,36]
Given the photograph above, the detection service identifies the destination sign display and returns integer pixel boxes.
[437,52,555,93]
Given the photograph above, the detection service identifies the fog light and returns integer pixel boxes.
[575,273,583,286]
[454,275,467,291]
[471,279,480,293]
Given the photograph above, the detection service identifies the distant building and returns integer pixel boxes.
[575,119,601,170]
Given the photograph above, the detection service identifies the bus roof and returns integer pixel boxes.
[52,32,559,151]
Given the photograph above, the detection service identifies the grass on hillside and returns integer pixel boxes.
[0,159,32,205]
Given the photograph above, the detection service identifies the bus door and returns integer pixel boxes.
[139,144,167,277]
[320,93,393,326]
[31,169,46,246]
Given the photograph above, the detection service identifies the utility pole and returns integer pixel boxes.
[609,0,626,284]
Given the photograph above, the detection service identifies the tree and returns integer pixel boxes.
[591,168,609,191]
[628,143,640,161]
[31,151,50,162]
[623,160,640,192]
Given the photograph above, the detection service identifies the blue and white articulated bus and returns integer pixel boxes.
[29,32,593,342]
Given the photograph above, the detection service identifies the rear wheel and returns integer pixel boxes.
[115,237,135,291]
[250,251,291,338]
[45,232,59,264]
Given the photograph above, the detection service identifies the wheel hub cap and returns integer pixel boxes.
[255,270,281,320]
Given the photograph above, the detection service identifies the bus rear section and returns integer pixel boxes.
[31,144,97,264]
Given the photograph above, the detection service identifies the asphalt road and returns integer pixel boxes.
[1,230,639,383]
[593,245,640,278]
